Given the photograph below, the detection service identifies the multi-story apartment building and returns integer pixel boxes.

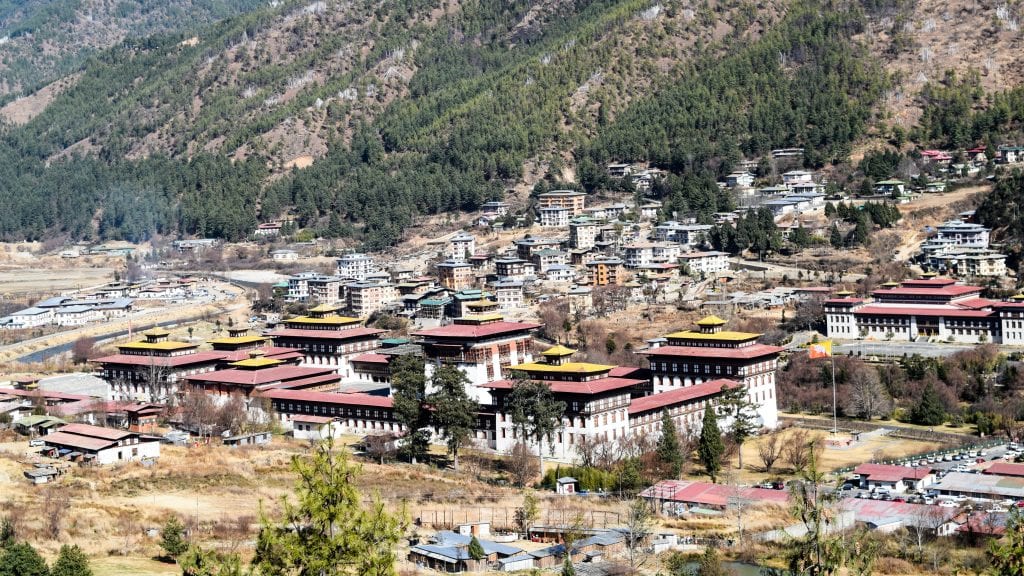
[446,231,476,261]
[436,260,475,291]
[569,219,600,250]
[336,253,378,281]
[537,190,587,216]
[347,281,397,318]
[586,257,625,286]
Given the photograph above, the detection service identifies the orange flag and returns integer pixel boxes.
[808,341,833,359]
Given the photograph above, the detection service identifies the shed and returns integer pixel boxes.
[556,476,578,495]
[222,431,272,447]
[23,467,60,485]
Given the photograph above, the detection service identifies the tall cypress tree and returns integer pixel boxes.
[910,383,947,426]
[698,407,725,483]
[655,410,684,479]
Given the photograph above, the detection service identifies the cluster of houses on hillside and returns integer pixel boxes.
[917,213,1006,278]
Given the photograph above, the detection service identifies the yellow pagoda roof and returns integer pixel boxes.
[834,290,856,296]
[695,315,727,327]
[308,304,341,313]
[143,328,170,337]
[541,344,577,357]
[208,335,269,345]
[285,315,361,326]
[1010,293,1024,301]
[461,313,505,323]
[510,361,613,374]
[230,357,284,368]
[665,330,760,342]
[920,271,938,278]
[880,281,899,287]
[466,299,498,309]
[118,340,196,351]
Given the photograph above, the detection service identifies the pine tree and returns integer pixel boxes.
[390,354,429,464]
[829,224,843,248]
[50,545,92,576]
[560,556,576,576]
[698,407,725,483]
[158,516,188,562]
[467,536,485,561]
[253,438,405,576]
[988,507,1024,576]
[909,383,947,426]
[655,410,684,479]
[428,365,477,471]
[0,542,49,576]
[719,384,759,470]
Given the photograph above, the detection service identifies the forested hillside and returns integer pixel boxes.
[0,0,267,99]
[0,0,1020,247]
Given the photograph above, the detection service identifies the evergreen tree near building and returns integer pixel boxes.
[696,546,729,576]
[428,365,477,471]
[655,410,685,479]
[50,545,92,576]
[719,384,759,470]
[560,556,576,576]
[507,373,567,473]
[909,383,947,426]
[0,518,14,549]
[0,542,49,576]
[158,516,189,562]
[390,354,430,464]
[467,536,485,561]
[698,407,725,483]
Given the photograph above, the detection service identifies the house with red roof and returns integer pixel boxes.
[41,423,160,465]
[641,316,780,428]
[982,462,1024,478]
[825,277,1024,344]
[852,463,935,493]
[640,479,789,513]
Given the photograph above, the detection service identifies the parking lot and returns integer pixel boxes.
[836,442,1024,510]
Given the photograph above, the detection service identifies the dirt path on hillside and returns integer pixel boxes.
[892,184,991,262]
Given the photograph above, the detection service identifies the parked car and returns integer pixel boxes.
[28,439,45,447]
[976,457,986,463]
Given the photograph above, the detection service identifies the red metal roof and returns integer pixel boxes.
[609,366,646,379]
[43,431,116,451]
[351,353,389,364]
[640,480,789,507]
[413,321,541,340]
[641,344,782,359]
[983,462,1024,477]
[268,327,385,340]
[854,305,995,319]
[257,373,342,391]
[0,387,93,402]
[993,302,1024,309]
[900,278,957,287]
[188,366,338,387]
[628,380,735,414]
[92,351,226,367]
[258,389,393,408]
[854,463,932,482]
[952,298,997,310]
[824,298,865,305]
[482,377,644,395]
[872,285,981,298]
[57,423,133,440]
[217,346,302,362]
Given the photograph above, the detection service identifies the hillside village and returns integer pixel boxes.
[0,142,1024,574]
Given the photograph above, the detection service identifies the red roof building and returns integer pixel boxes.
[640,480,789,510]
[983,462,1024,478]
[628,379,735,438]
[266,326,385,379]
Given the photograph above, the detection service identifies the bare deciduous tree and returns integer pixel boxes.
[843,365,892,421]
[757,432,783,473]
[783,430,822,473]
[506,442,540,487]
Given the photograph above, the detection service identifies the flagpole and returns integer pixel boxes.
[831,352,837,435]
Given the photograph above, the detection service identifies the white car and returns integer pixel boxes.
[28,439,45,447]
[938,500,959,508]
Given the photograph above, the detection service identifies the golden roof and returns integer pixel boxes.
[230,357,284,368]
[285,315,361,326]
[1010,293,1024,301]
[665,330,760,342]
[541,344,577,357]
[143,328,170,337]
[695,315,727,327]
[510,361,613,374]
[208,335,269,345]
[834,290,856,296]
[308,304,341,313]
[118,341,196,351]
